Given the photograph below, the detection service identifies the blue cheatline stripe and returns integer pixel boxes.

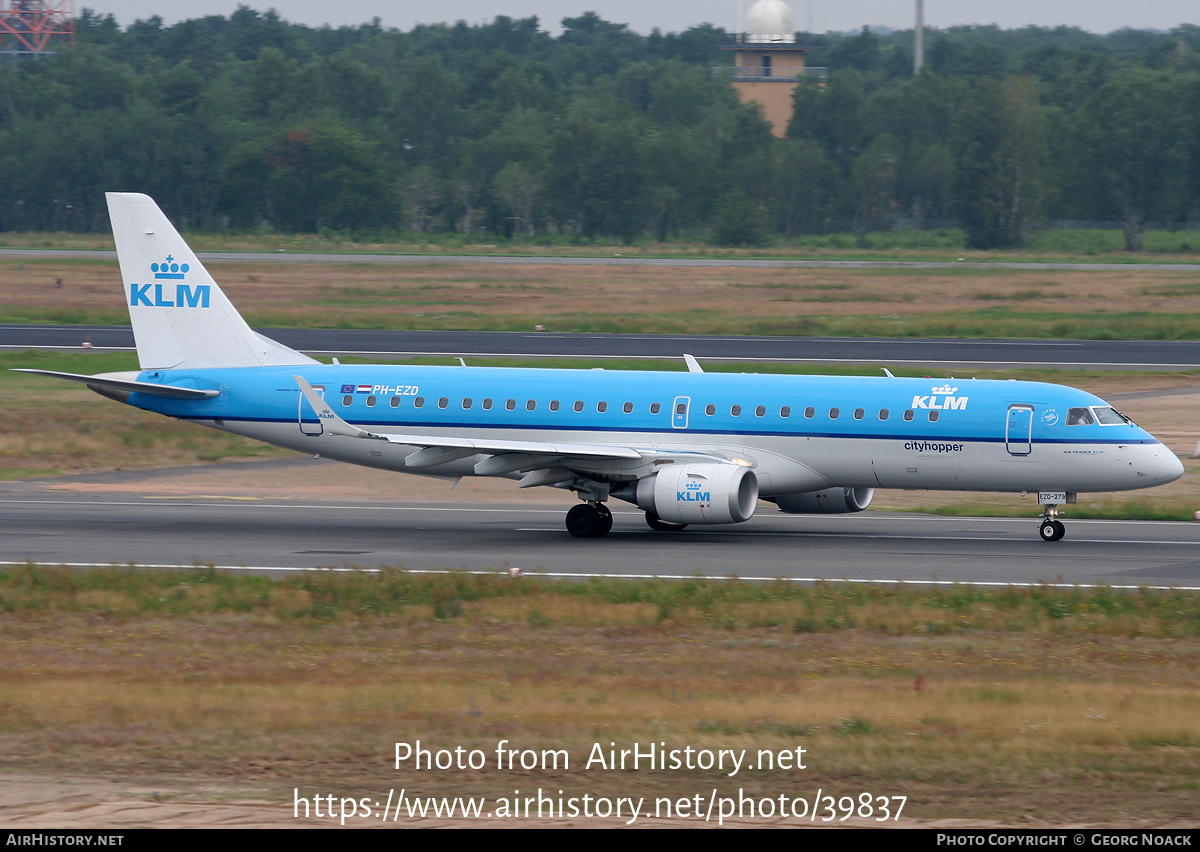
[181,415,1158,445]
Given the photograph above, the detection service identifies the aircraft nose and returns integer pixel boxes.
[1142,445,1185,484]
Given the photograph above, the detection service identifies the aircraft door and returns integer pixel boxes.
[672,396,690,429]
[299,384,326,435]
[1006,404,1033,455]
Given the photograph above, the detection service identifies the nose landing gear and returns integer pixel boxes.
[1038,504,1066,542]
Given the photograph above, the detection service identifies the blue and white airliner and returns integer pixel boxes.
[17,193,1186,542]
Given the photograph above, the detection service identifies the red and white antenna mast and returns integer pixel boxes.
[0,0,75,61]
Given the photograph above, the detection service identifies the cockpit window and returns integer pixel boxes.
[1066,407,1094,426]
[1092,406,1130,425]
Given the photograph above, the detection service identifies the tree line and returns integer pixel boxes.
[0,7,1198,249]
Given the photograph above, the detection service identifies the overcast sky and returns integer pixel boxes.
[82,1,1197,36]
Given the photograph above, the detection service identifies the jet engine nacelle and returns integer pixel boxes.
[631,463,759,525]
[772,487,874,514]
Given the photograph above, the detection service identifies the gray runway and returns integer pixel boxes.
[4,485,1198,588]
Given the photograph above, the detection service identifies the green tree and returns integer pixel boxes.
[773,138,837,235]
[712,188,765,246]
[951,76,1050,248]
[1069,68,1191,250]
[218,122,393,231]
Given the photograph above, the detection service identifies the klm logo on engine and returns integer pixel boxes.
[677,480,710,502]
[130,257,210,308]
[911,384,968,411]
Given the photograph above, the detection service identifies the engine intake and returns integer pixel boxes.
[772,487,874,514]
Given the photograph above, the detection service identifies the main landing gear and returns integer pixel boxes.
[1038,505,1066,542]
[564,504,692,537]
[565,503,612,538]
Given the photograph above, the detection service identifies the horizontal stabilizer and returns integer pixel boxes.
[12,369,218,399]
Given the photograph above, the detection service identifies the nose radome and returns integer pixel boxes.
[1143,446,1185,483]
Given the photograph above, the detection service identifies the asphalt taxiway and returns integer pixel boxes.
[7,324,1200,370]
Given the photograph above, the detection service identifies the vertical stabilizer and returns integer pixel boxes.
[106,192,317,370]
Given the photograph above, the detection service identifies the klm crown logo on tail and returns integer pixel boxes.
[130,256,210,308]
[152,257,189,278]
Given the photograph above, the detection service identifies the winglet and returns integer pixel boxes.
[294,375,372,438]
[684,354,704,373]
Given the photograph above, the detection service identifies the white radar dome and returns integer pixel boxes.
[744,0,796,43]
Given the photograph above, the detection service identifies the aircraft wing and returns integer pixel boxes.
[294,375,713,482]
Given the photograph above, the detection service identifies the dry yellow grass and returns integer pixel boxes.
[2,601,1198,822]
[6,258,1200,330]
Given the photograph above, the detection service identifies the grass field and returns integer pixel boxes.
[6,255,1200,339]
[1,566,1198,824]
[5,226,1200,261]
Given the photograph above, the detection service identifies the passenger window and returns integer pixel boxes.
[550,400,560,411]
[853,408,864,420]
[780,406,791,418]
[903,409,913,421]
[342,395,352,406]
[804,407,815,418]
[624,402,634,414]
[597,401,608,412]
[705,404,716,416]
[675,402,686,415]
[731,405,742,416]
[462,398,472,410]
[414,397,424,408]
[505,399,516,411]
[438,397,448,409]
[1067,407,1095,426]
[366,395,377,407]
[390,396,400,408]
[482,398,493,410]
[755,405,765,417]
[650,403,661,414]
[574,401,584,412]
[878,409,889,420]
[829,408,839,419]
[928,410,939,422]
[526,400,536,411]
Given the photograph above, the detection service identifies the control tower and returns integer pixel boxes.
[717,0,823,136]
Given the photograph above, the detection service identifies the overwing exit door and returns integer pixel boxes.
[672,396,690,429]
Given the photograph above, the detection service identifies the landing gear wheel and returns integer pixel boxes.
[566,503,611,538]
[646,512,687,532]
[1039,520,1066,542]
